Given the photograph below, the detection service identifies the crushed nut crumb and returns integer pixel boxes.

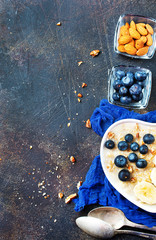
[56,22,61,26]
[86,119,91,129]
[78,61,83,66]
[82,83,87,88]
[58,192,64,199]
[90,49,100,57]
[70,156,76,163]
[107,132,115,139]
[77,181,82,190]
[136,133,140,138]
[67,122,71,127]
[65,193,77,204]
[77,93,83,98]
[78,98,81,102]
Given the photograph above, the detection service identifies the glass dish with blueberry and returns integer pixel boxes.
[108,65,152,109]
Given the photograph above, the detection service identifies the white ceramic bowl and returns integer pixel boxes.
[100,119,156,213]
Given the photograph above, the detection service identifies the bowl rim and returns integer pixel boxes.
[100,118,156,213]
[114,14,156,59]
[108,65,152,109]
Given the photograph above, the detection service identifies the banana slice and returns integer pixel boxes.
[151,168,156,186]
[134,181,156,204]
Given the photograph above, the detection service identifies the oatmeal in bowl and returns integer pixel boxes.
[100,119,156,212]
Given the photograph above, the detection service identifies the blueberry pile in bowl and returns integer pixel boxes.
[105,132,155,182]
[108,65,152,109]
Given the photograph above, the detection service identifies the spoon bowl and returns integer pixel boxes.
[88,206,156,231]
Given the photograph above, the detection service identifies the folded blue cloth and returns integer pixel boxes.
[73,99,156,227]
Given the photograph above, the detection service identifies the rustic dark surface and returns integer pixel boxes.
[0,0,156,239]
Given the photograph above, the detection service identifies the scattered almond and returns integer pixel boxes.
[56,22,61,26]
[135,39,144,50]
[129,28,141,39]
[129,39,135,47]
[124,44,137,55]
[136,24,148,36]
[78,93,83,98]
[90,50,100,57]
[130,20,136,29]
[118,35,132,45]
[78,61,83,66]
[146,34,153,46]
[118,45,125,52]
[78,98,81,103]
[82,82,87,88]
[65,193,77,204]
[86,119,91,128]
[58,192,64,199]
[125,22,130,29]
[136,46,149,56]
[140,36,147,43]
[146,24,154,35]
[70,156,76,163]
[119,25,129,36]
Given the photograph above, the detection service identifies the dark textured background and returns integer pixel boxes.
[0,0,155,239]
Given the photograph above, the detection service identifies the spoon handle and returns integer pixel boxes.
[126,219,156,232]
[116,229,156,239]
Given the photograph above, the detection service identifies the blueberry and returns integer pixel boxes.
[132,92,143,102]
[136,159,147,168]
[139,145,148,154]
[143,134,155,144]
[118,169,130,181]
[125,134,133,143]
[114,155,127,168]
[121,76,134,87]
[135,71,147,81]
[127,71,134,78]
[120,96,132,104]
[112,92,120,101]
[128,153,138,162]
[129,84,142,96]
[119,86,128,96]
[116,70,125,80]
[105,140,115,149]
[113,80,123,91]
[137,81,145,89]
[118,141,128,151]
[130,142,139,151]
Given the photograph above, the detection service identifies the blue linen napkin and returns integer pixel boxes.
[73,99,156,227]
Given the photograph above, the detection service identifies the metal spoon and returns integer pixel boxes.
[88,206,156,231]
[76,216,156,239]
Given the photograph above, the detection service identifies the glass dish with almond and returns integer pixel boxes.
[114,14,156,59]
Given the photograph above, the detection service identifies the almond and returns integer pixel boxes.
[90,50,100,57]
[118,35,132,45]
[140,36,147,44]
[119,25,129,36]
[146,24,154,35]
[137,23,146,27]
[130,20,136,29]
[136,46,149,56]
[124,44,137,55]
[129,28,140,39]
[118,44,125,53]
[136,24,148,36]
[129,39,135,47]
[135,39,144,50]
[146,34,153,46]
[125,22,130,29]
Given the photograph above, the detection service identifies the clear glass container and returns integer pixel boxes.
[108,65,152,109]
[114,14,156,59]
